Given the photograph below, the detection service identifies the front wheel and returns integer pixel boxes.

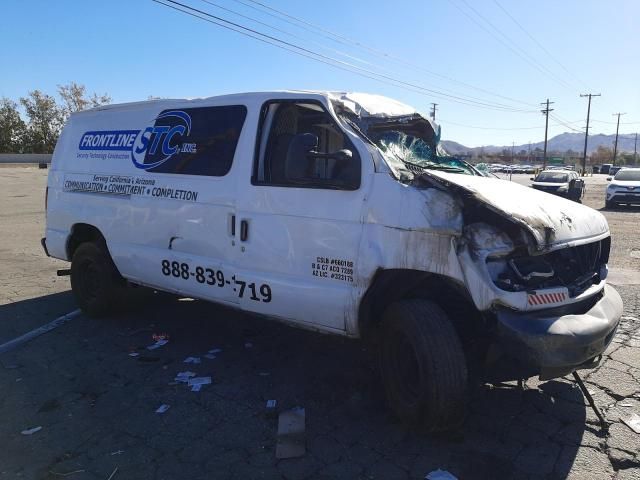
[70,241,125,317]
[379,300,468,432]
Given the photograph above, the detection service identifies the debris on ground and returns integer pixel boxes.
[183,356,201,364]
[49,468,85,477]
[188,376,211,387]
[244,342,253,349]
[204,354,216,360]
[110,450,124,456]
[152,333,170,342]
[146,339,168,350]
[620,402,633,407]
[155,404,170,414]
[266,400,278,418]
[425,469,458,480]
[275,407,305,459]
[21,426,42,435]
[106,466,118,480]
[208,348,222,354]
[174,371,196,383]
[621,413,640,433]
[128,352,139,357]
[258,372,270,376]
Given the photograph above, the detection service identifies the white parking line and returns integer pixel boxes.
[0,309,81,355]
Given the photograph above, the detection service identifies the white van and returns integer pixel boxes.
[43,91,622,430]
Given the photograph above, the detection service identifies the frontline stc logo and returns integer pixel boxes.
[78,110,196,170]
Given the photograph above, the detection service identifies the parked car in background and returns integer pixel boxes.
[606,167,640,208]
[531,169,585,202]
[600,163,613,175]
[609,165,623,176]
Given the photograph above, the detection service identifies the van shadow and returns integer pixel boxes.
[112,297,592,479]
[0,292,594,479]
[0,291,76,344]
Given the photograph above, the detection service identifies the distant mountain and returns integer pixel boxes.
[442,132,638,156]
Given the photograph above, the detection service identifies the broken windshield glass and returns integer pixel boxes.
[333,100,476,178]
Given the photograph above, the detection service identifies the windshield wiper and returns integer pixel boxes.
[404,160,465,173]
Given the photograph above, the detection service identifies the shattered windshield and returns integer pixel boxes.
[373,130,474,175]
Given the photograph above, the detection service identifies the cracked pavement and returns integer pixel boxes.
[1,167,639,479]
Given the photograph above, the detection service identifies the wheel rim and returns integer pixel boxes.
[387,328,421,406]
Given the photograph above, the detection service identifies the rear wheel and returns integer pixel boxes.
[70,241,124,317]
[605,200,616,210]
[379,300,468,431]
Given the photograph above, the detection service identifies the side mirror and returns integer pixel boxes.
[530,177,535,181]
[607,177,612,181]
[285,133,318,181]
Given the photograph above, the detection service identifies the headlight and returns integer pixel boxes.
[557,185,568,192]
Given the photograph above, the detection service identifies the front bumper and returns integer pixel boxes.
[607,192,640,204]
[494,284,622,380]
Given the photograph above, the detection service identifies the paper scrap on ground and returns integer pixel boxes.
[208,348,222,354]
[620,402,633,407]
[204,354,216,360]
[21,426,42,435]
[155,404,170,414]
[266,400,277,409]
[128,352,140,357]
[147,339,168,350]
[275,407,305,459]
[622,413,640,434]
[425,469,458,480]
[191,384,202,392]
[183,356,201,364]
[174,371,196,383]
[188,376,211,386]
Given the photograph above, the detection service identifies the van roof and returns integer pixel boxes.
[75,90,433,124]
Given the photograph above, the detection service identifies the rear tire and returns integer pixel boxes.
[70,241,124,317]
[605,200,616,210]
[379,300,468,432]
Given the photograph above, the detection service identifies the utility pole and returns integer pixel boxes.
[430,103,438,121]
[580,93,601,175]
[611,112,626,166]
[540,99,554,169]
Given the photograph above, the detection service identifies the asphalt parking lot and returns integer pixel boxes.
[1,166,639,480]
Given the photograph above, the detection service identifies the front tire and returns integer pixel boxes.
[379,300,468,431]
[70,241,124,317]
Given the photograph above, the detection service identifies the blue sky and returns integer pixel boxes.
[2,0,639,147]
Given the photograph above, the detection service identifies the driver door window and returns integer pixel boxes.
[253,101,360,190]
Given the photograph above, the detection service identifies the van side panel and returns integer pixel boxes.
[46,100,250,305]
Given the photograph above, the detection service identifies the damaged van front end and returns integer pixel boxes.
[332,92,622,384]
[425,171,623,381]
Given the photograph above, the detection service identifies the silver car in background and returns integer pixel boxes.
[606,167,640,208]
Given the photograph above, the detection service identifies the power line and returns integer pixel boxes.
[492,0,588,90]
[231,0,539,109]
[196,0,535,110]
[450,0,575,91]
[152,0,538,112]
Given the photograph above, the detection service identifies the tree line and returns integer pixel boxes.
[0,82,111,154]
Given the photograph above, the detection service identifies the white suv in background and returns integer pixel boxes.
[606,167,640,208]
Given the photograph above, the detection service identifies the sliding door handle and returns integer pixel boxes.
[240,220,248,242]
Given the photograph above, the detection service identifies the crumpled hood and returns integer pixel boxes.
[423,171,609,251]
